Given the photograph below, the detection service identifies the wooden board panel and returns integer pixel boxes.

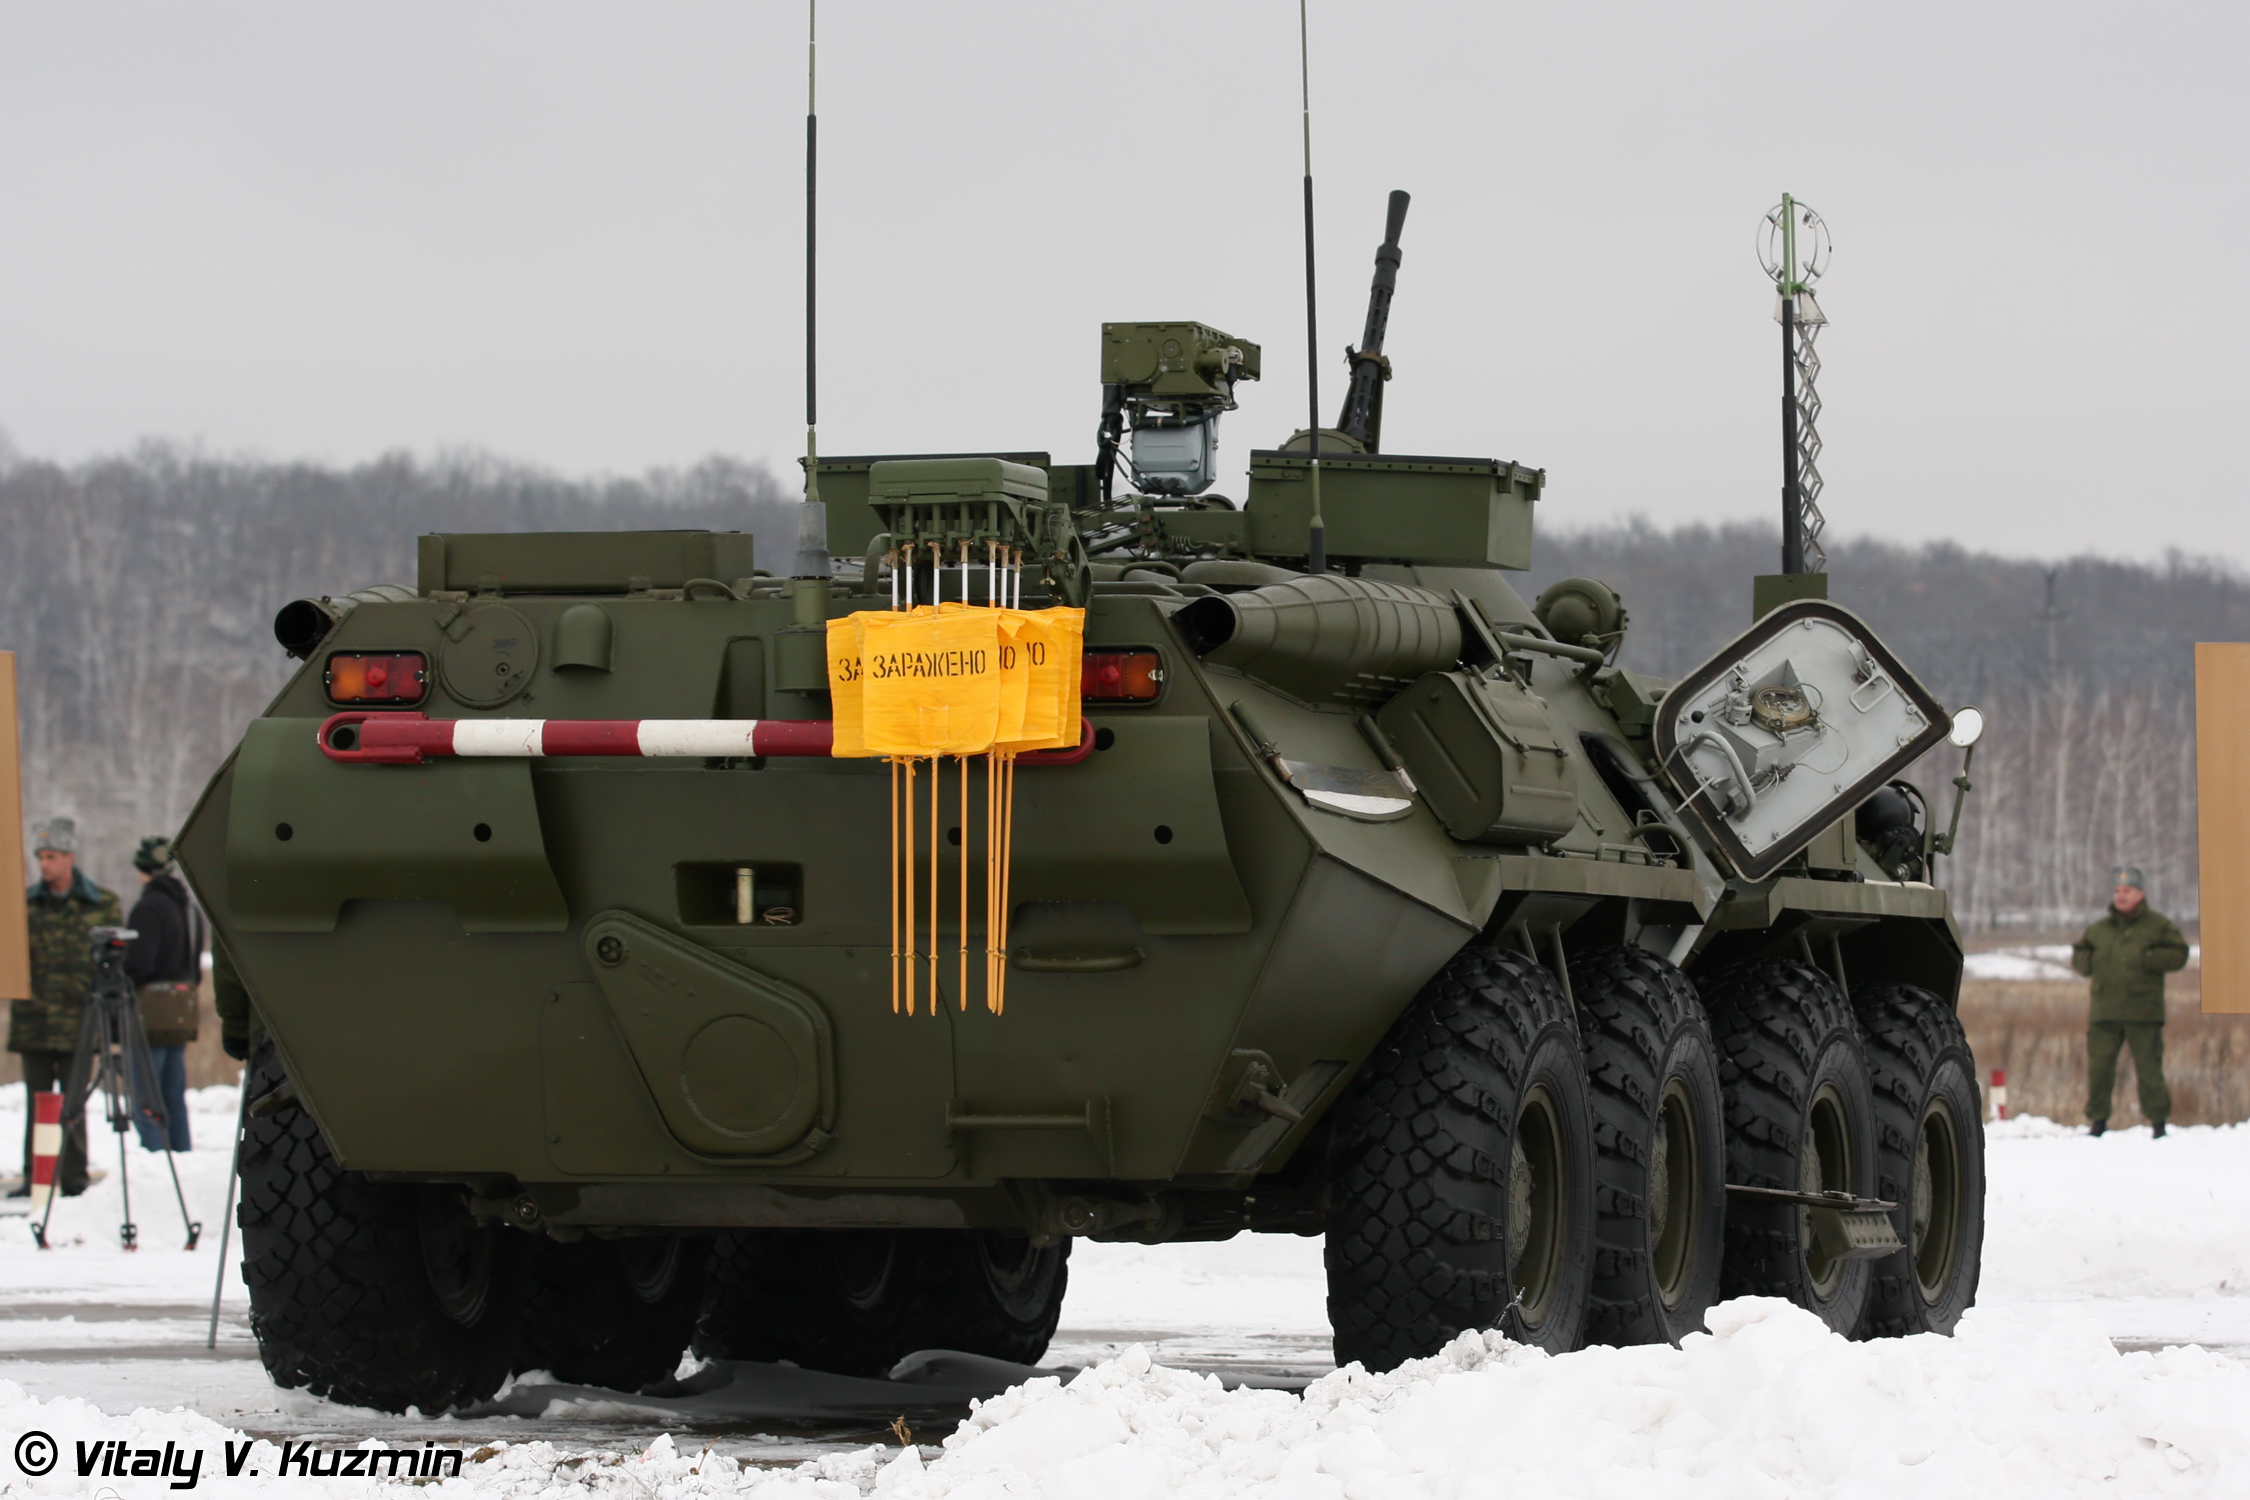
[0,653,27,1001]
[2196,643,2250,1013]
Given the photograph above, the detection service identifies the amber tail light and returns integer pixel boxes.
[1082,650,1164,703]
[326,652,429,705]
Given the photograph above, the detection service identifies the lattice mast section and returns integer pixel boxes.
[1764,194,1831,575]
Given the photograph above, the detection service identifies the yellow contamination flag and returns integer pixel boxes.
[825,614,870,757]
[993,611,1036,747]
[996,606,1086,753]
[859,606,1005,756]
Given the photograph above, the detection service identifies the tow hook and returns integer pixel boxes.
[1725,1183,1903,1259]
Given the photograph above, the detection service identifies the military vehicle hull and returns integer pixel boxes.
[178,196,1983,1410]
[179,559,1962,1228]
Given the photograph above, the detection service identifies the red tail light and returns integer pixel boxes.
[326,652,428,705]
[1082,650,1164,703]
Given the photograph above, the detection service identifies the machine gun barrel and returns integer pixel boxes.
[1335,190,1411,451]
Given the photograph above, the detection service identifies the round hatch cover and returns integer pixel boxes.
[680,1015,802,1141]
[441,605,538,707]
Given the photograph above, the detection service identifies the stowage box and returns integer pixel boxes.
[1244,451,1544,569]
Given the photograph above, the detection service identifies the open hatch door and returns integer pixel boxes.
[1652,600,1950,881]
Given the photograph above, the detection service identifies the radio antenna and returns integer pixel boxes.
[793,0,830,579]
[1299,0,1325,575]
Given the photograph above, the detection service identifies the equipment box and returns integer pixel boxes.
[1243,450,1543,569]
[813,453,1101,557]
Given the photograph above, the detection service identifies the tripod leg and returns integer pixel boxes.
[114,1108,135,1252]
[119,999,200,1248]
[207,1077,249,1347]
[103,1053,136,1252]
[91,1005,139,1251]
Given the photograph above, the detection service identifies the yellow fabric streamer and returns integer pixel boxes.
[828,601,1085,1015]
[859,607,1004,757]
[826,615,869,758]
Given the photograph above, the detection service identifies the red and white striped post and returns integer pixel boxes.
[318,712,835,765]
[28,1090,61,1219]
[315,711,1092,768]
[1989,1067,2009,1122]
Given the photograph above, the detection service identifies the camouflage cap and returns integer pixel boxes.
[133,835,176,875]
[31,817,76,855]
[2112,865,2146,892]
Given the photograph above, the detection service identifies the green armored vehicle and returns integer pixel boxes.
[178,199,1985,1414]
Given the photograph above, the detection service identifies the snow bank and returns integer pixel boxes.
[1964,945,2079,981]
[7,1299,2248,1496]
[899,1303,2250,1499]
[1962,942,2201,982]
[1983,1118,2250,1304]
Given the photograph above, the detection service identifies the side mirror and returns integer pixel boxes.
[1948,706,1985,749]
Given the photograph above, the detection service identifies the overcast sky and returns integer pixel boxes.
[1,2,2244,567]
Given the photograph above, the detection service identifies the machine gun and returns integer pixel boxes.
[1334,190,1411,452]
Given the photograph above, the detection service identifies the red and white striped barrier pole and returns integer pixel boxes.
[318,712,832,765]
[29,1090,61,1224]
[316,711,1094,768]
[1989,1067,2009,1122]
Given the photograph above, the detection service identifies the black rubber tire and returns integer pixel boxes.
[1326,946,1597,1370]
[1703,957,1877,1335]
[513,1233,710,1391]
[1570,945,1727,1346]
[695,1229,1070,1376]
[236,1048,520,1413]
[1853,983,1985,1338]
[893,1231,1072,1366]
[696,1229,914,1376]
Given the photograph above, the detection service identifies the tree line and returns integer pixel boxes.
[0,444,2233,927]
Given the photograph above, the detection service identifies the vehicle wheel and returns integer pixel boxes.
[1852,983,1984,1338]
[1702,957,1877,1335]
[1570,945,1726,1346]
[897,1231,1071,1366]
[236,1047,521,1413]
[695,1229,915,1376]
[513,1233,709,1390]
[1326,945,1596,1370]
[696,1229,1069,1375]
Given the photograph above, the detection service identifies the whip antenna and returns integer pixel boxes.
[793,0,829,578]
[1299,0,1325,575]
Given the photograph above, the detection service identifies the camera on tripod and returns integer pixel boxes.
[87,924,137,994]
[30,924,201,1251]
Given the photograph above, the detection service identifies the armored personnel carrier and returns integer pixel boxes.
[178,198,1985,1414]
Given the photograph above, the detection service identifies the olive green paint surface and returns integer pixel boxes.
[178,449,1963,1237]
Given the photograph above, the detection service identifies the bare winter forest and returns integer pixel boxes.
[0,442,2235,929]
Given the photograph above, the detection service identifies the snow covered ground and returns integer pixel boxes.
[5,1090,2250,1494]
[1960,942,2202,983]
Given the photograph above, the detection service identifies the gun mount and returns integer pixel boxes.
[1336,189,1411,451]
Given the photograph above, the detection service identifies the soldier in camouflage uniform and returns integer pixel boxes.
[2073,864,2191,1138]
[9,817,123,1196]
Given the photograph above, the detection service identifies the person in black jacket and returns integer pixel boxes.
[124,837,201,1153]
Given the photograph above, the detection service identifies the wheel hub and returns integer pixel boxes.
[415,1189,497,1329]
[1650,1078,1700,1309]
[1799,1085,1854,1299]
[1506,1087,1567,1328]
[1913,1099,1962,1302]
